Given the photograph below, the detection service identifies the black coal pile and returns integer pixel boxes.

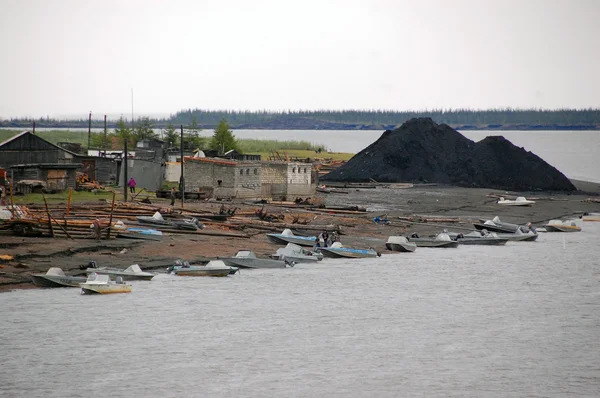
[321,118,576,191]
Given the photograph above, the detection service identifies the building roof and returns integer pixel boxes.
[9,163,83,169]
[0,131,81,157]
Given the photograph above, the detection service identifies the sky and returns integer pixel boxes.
[1,0,599,119]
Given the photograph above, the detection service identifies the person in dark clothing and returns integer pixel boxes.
[170,187,176,206]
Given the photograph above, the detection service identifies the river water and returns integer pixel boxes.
[1,222,599,397]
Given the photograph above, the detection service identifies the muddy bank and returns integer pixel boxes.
[2,182,599,292]
[322,118,576,191]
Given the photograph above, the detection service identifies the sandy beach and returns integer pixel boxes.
[1,179,599,292]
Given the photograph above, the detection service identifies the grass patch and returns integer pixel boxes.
[255,149,353,161]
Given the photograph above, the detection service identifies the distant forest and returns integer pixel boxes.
[2,108,600,130]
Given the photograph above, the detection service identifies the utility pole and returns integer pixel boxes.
[32,121,36,135]
[87,111,92,151]
[103,115,107,154]
[180,125,185,208]
[123,136,128,202]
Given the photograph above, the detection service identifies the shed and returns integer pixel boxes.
[0,131,79,168]
[9,163,81,192]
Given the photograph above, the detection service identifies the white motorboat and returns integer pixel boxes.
[544,219,582,232]
[497,196,535,206]
[271,243,323,263]
[448,231,508,245]
[385,236,417,252]
[581,212,600,222]
[266,229,317,247]
[80,273,132,295]
[85,263,156,281]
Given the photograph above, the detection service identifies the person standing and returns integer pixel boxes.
[170,187,176,207]
[128,177,136,194]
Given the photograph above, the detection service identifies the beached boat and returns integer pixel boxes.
[448,231,508,245]
[407,232,459,248]
[31,267,87,288]
[385,236,417,252]
[266,229,317,247]
[473,216,534,234]
[220,250,290,269]
[497,196,536,206]
[544,219,582,232]
[271,243,323,263]
[117,227,163,241]
[318,242,380,259]
[80,273,132,295]
[496,228,539,242]
[137,211,202,230]
[581,212,600,222]
[316,185,349,194]
[168,260,237,277]
[85,263,156,281]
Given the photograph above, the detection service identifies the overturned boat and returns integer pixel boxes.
[318,242,380,259]
[474,216,535,234]
[407,232,459,248]
[85,263,156,281]
[220,250,290,269]
[385,236,417,252]
[266,229,317,247]
[80,273,132,295]
[31,267,87,288]
[117,227,163,241]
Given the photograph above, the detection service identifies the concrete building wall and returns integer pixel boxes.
[261,162,288,199]
[119,158,164,191]
[164,162,181,183]
[233,163,262,199]
[287,162,314,197]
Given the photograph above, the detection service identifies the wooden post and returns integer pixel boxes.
[8,179,15,218]
[180,125,185,209]
[48,213,74,240]
[43,195,54,237]
[66,187,73,216]
[107,191,116,239]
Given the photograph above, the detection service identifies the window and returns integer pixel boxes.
[254,169,257,175]
[239,169,243,175]
[246,169,250,175]
[293,167,296,173]
[303,168,307,173]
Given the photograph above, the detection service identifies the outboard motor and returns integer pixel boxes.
[88,261,97,269]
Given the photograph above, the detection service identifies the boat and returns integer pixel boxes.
[220,250,290,269]
[168,260,237,277]
[31,267,87,288]
[496,228,539,242]
[117,227,163,241]
[474,216,534,234]
[80,273,132,295]
[85,263,156,281]
[266,229,317,247]
[385,236,417,252]
[581,212,600,222]
[318,242,380,259]
[447,231,508,245]
[316,185,349,194]
[271,243,323,263]
[137,211,202,230]
[544,219,582,232]
[406,232,459,248]
[497,196,536,206]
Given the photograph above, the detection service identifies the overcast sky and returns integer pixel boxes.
[1,0,599,119]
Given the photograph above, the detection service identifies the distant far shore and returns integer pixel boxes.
[1,122,599,131]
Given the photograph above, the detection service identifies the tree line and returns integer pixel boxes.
[2,108,600,129]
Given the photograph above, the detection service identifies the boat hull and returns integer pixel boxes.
[80,285,132,294]
[266,234,316,247]
[545,225,581,232]
[175,268,231,277]
[497,233,538,242]
[87,269,155,281]
[456,238,508,245]
[409,239,459,248]
[385,242,416,252]
[31,274,86,288]
[220,258,287,269]
[318,248,379,258]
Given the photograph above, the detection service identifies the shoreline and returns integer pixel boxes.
[1,180,599,293]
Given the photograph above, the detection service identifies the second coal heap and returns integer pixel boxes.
[322,118,576,191]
